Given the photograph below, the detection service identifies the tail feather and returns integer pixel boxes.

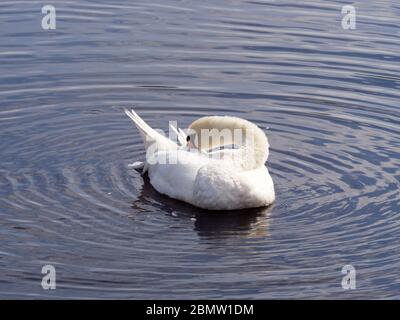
[129,109,159,138]
[169,123,186,146]
[124,108,152,143]
[124,108,177,151]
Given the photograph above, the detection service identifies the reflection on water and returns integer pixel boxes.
[0,0,399,299]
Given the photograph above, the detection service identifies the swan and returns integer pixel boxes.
[124,109,275,210]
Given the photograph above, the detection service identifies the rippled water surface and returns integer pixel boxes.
[1,0,400,299]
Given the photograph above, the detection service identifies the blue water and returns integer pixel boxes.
[0,0,399,299]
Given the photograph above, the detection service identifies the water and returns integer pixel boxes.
[0,0,399,299]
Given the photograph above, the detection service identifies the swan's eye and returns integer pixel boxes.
[186,136,190,142]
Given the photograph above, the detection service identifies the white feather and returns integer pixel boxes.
[124,110,275,210]
[169,123,186,146]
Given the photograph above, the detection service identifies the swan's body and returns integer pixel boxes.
[124,109,275,210]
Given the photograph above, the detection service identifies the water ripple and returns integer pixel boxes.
[0,0,399,299]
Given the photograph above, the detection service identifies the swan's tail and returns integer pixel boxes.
[124,108,176,152]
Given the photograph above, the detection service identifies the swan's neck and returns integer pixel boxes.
[189,116,269,169]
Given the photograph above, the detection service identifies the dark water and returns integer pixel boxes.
[1,0,399,299]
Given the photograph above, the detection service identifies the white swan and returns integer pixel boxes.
[124,109,275,210]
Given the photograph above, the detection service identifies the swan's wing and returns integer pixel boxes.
[178,128,186,140]
[193,164,275,210]
[147,149,211,203]
[169,123,186,146]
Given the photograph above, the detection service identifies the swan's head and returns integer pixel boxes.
[188,116,269,169]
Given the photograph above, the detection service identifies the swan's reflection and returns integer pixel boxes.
[131,173,273,238]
